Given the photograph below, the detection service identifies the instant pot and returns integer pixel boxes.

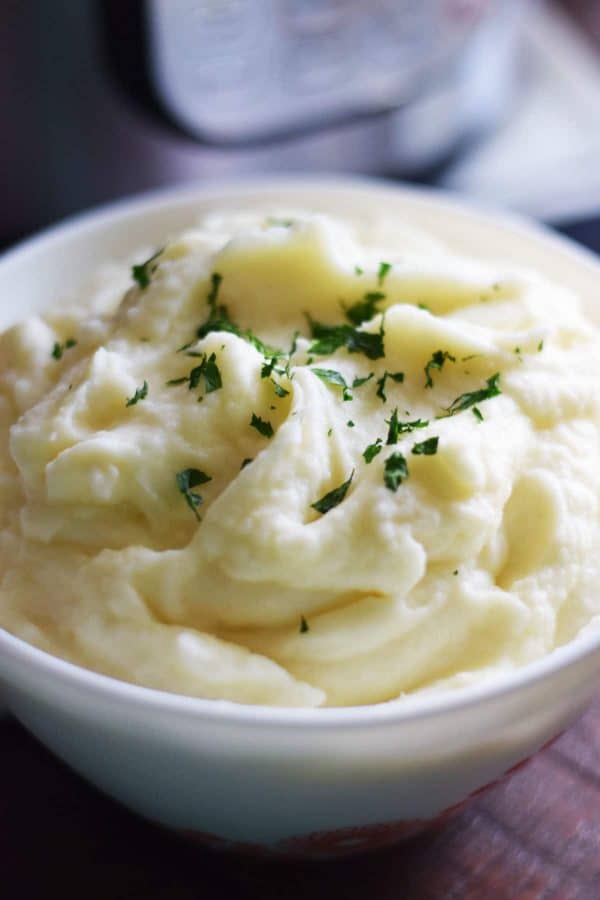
[2,0,526,241]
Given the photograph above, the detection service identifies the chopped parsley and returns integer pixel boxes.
[170,351,222,394]
[386,408,429,444]
[354,265,363,276]
[377,261,391,286]
[311,470,354,515]
[537,339,544,352]
[344,291,385,326]
[375,370,404,403]
[417,302,430,311]
[300,615,310,633]
[383,453,409,492]
[352,373,374,388]
[250,413,274,438]
[472,406,484,422]
[266,217,293,228]
[347,420,355,428]
[125,380,148,407]
[442,372,501,417]
[411,436,439,456]
[271,380,289,398]
[311,368,352,401]
[51,338,77,360]
[132,249,162,290]
[307,316,385,361]
[206,272,223,317]
[363,438,383,463]
[424,350,456,389]
[195,307,282,360]
[176,468,211,520]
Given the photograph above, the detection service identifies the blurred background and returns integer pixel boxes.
[2,0,600,247]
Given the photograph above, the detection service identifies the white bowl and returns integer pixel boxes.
[1,177,599,859]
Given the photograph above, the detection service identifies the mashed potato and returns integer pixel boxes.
[0,209,598,707]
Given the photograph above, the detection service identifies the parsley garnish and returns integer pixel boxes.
[386,409,429,444]
[311,368,352,401]
[347,420,355,427]
[537,339,544,352]
[132,249,162,290]
[376,370,404,402]
[352,373,374,388]
[383,453,409,492]
[354,265,363,276]
[266,217,293,228]
[271,380,289,398]
[250,413,274,438]
[176,468,211,520]
[378,261,391,286]
[472,406,484,422]
[363,438,383,463]
[300,615,309,633]
[424,350,456,389]
[412,436,439,456]
[417,303,430,311]
[307,316,385,360]
[196,315,281,359]
[311,470,354,515]
[345,291,385,326]
[172,351,222,394]
[443,373,501,417]
[125,380,148,407]
[207,272,223,317]
[51,338,77,360]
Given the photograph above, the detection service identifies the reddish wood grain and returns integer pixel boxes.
[1,699,599,899]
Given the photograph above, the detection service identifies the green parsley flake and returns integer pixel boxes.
[352,373,374,388]
[442,373,501,417]
[472,406,484,423]
[383,453,409,492]
[354,265,364,276]
[176,468,212,520]
[51,338,77,360]
[424,349,456,389]
[132,249,162,290]
[537,339,544,352]
[207,272,223,317]
[376,370,404,403]
[311,470,354,515]
[271,380,289,398]
[307,316,385,361]
[363,438,383,463]
[347,420,355,428]
[311,367,352,401]
[344,292,385,326]
[411,436,439,456]
[250,413,274,438]
[300,615,310,633]
[125,380,148,407]
[266,217,293,228]
[417,303,430,311]
[377,261,391,286]
[386,408,429,444]
[181,352,223,394]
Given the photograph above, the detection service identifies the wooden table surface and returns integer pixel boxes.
[1,697,599,900]
[1,221,599,900]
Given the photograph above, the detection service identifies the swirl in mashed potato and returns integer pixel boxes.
[0,209,599,707]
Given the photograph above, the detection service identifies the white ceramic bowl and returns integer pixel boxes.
[1,177,599,859]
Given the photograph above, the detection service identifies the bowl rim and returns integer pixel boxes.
[1,172,599,729]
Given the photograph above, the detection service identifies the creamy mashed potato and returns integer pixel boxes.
[0,208,599,707]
